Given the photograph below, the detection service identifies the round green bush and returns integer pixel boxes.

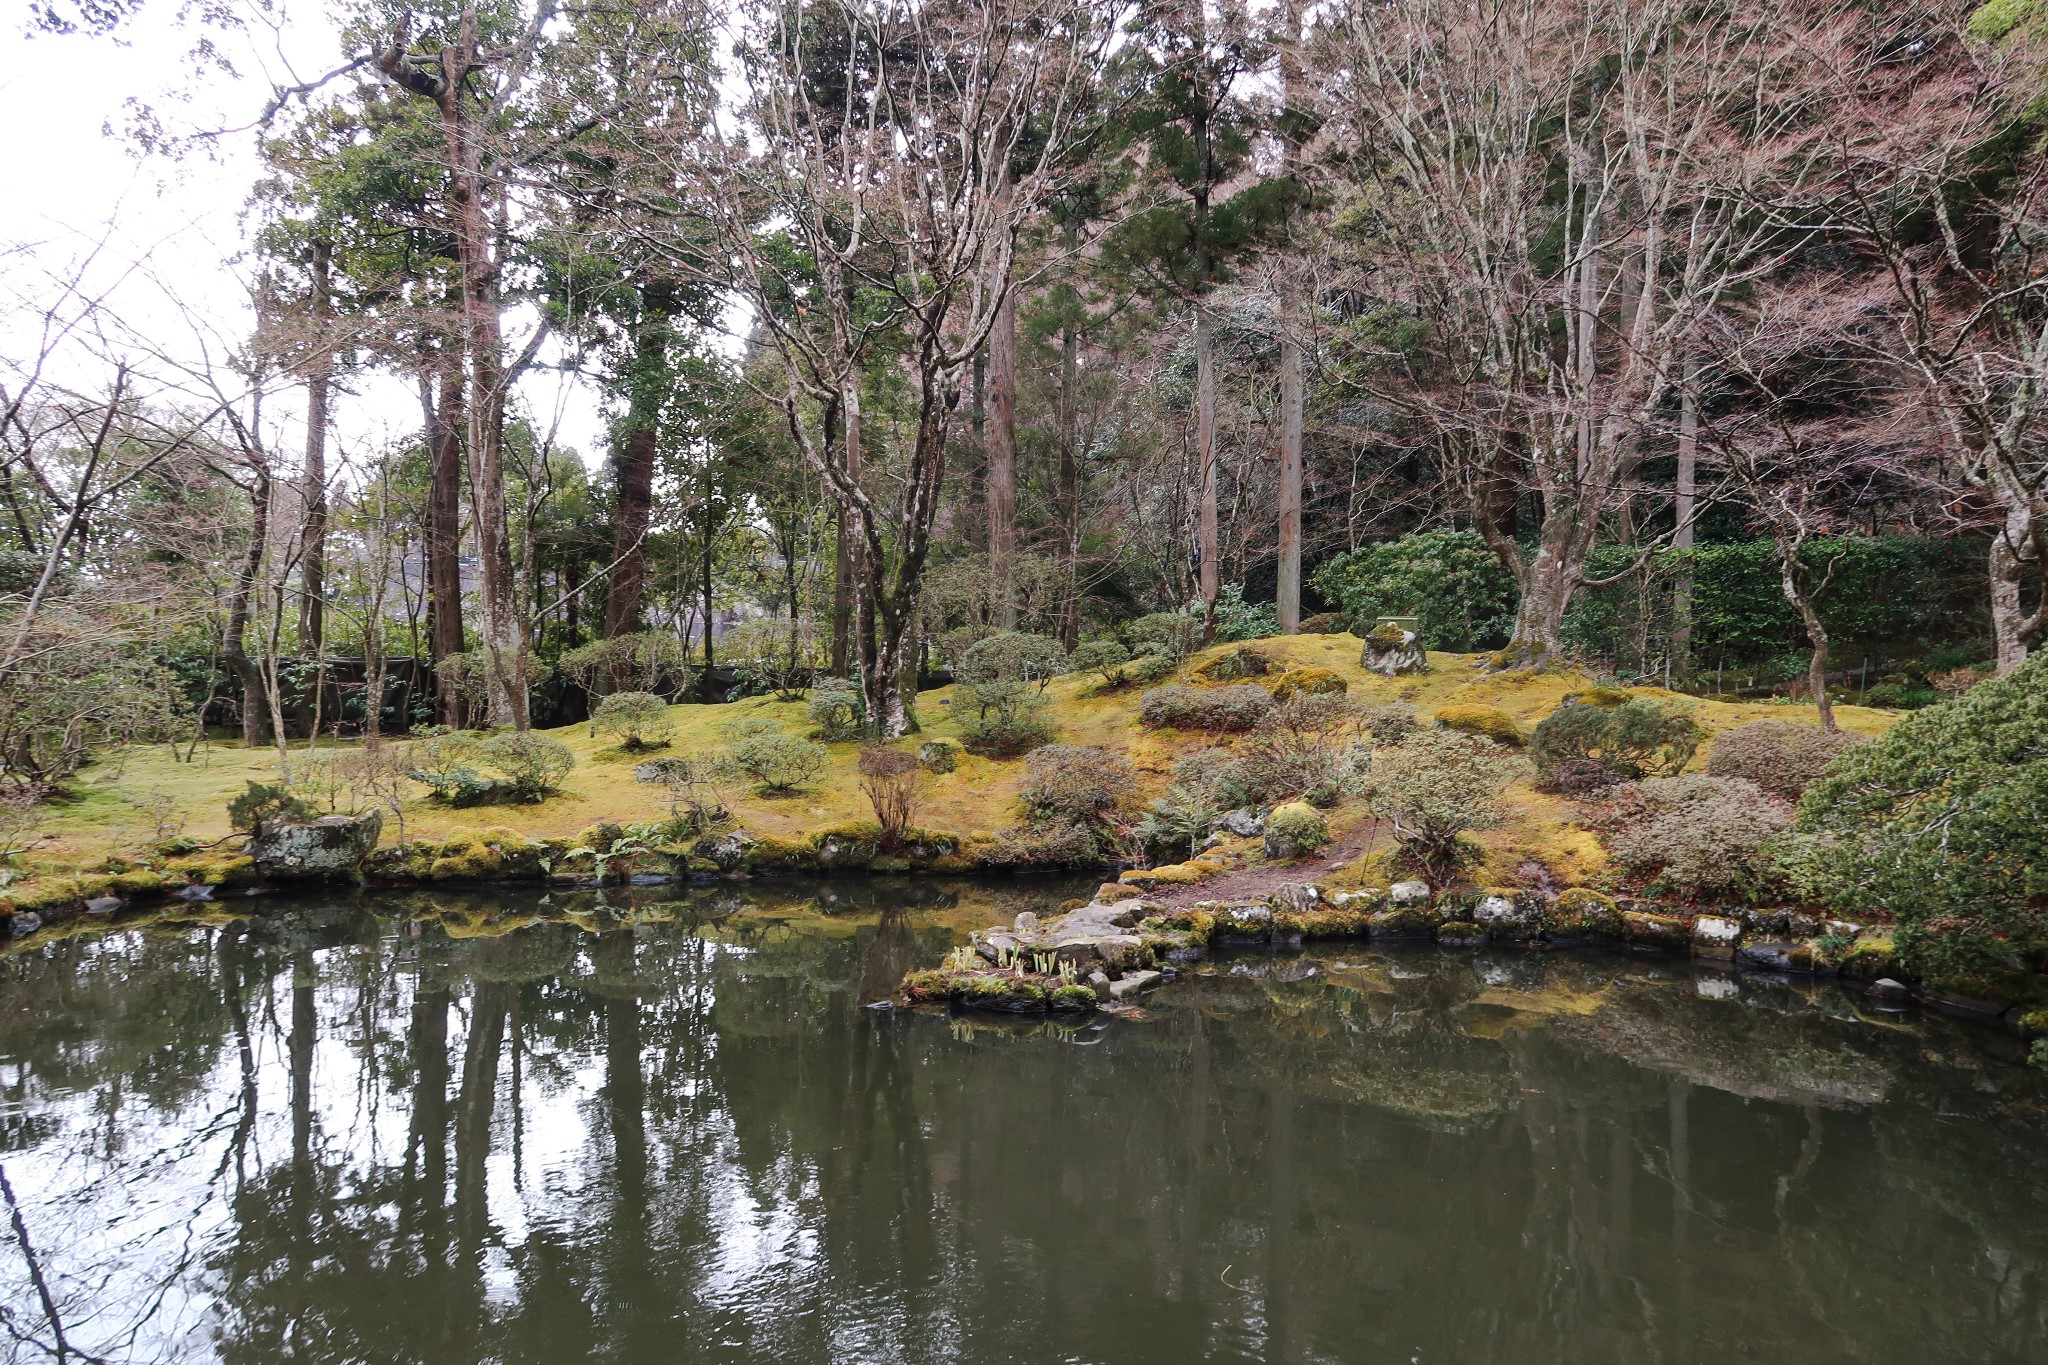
[478,732,575,801]
[807,678,866,740]
[1262,801,1330,860]
[591,691,673,750]
[1795,651,2048,990]
[1529,697,1702,787]
[721,718,828,793]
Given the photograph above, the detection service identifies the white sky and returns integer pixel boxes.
[0,0,610,477]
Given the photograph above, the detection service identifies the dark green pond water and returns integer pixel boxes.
[2,880,2045,1365]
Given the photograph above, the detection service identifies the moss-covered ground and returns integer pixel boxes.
[23,633,1899,888]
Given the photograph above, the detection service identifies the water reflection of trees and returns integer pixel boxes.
[0,888,2045,1364]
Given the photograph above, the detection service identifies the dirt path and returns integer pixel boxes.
[1140,820,1388,910]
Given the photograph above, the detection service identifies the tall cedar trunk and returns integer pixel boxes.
[1671,369,1698,682]
[384,16,526,729]
[1274,4,1305,634]
[225,467,273,747]
[604,278,672,646]
[987,282,1019,629]
[298,240,333,654]
[1057,221,1082,649]
[1276,291,1304,633]
[700,490,718,703]
[426,338,468,724]
[829,389,852,676]
[1194,231,1219,639]
[1988,494,2045,674]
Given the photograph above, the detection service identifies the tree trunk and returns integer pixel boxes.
[1057,230,1081,650]
[1671,367,1698,683]
[604,277,671,643]
[1777,540,1836,731]
[699,489,718,703]
[426,340,468,725]
[384,16,525,729]
[987,281,1018,629]
[1988,497,2044,675]
[298,239,333,655]
[1500,500,1600,666]
[226,469,273,748]
[1275,4,1305,635]
[1276,289,1304,634]
[1195,292,1218,628]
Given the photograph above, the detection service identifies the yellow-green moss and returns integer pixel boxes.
[1432,703,1523,745]
[1548,887,1621,937]
[1269,667,1347,702]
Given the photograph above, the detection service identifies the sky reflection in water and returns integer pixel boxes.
[1,879,2044,1365]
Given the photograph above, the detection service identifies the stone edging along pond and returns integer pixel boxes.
[3,810,2036,1039]
[899,880,2048,1037]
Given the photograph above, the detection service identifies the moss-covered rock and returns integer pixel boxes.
[1837,933,1902,981]
[1263,802,1330,860]
[811,821,881,870]
[1548,887,1622,938]
[739,833,812,873]
[1368,905,1440,940]
[1621,910,1689,950]
[1268,666,1348,702]
[1437,920,1486,947]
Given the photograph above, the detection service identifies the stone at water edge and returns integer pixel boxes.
[84,896,123,915]
[251,810,383,878]
[1867,978,1911,1001]
[1013,911,1039,935]
[1108,970,1163,1000]
[1390,881,1432,908]
[1691,916,1743,961]
[8,912,41,938]
[1473,895,1533,932]
[1269,883,1325,915]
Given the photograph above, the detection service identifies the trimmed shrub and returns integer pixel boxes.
[1268,666,1347,701]
[1210,584,1281,641]
[1138,684,1273,732]
[1310,529,1518,651]
[807,679,866,740]
[1602,775,1790,902]
[918,739,960,774]
[1361,728,1521,886]
[1705,721,1867,800]
[591,691,673,751]
[1529,697,1702,787]
[558,631,689,696]
[1127,652,1177,685]
[1017,744,1136,825]
[227,780,316,834]
[477,732,575,801]
[1237,695,1365,807]
[957,702,1057,758]
[959,631,1068,692]
[1127,612,1201,662]
[1364,701,1421,745]
[1794,651,2048,990]
[1433,704,1523,746]
[721,718,828,793]
[1070,639,1132,689]
[1263,802,1330,859]
[1298,612,1349,635]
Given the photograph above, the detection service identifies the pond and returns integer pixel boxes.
[2,880,2045,1365]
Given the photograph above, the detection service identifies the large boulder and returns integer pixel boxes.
[251,811,382,880]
